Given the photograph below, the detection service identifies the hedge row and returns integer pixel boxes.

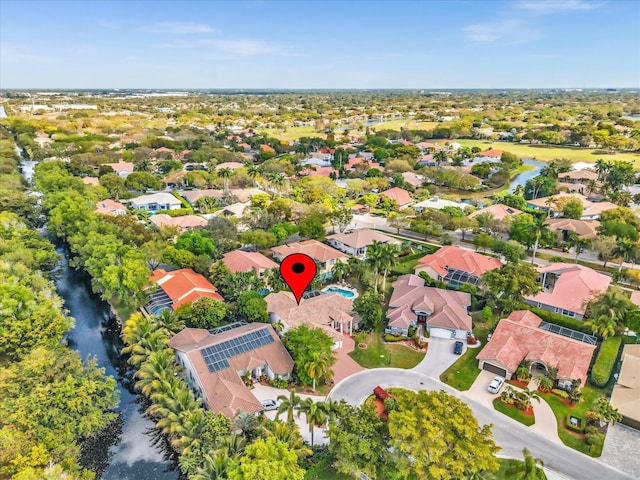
[590,337,622,387]
[164,207,194,217]
[527,307,593,334]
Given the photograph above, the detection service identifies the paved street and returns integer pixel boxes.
[328,368,633,480]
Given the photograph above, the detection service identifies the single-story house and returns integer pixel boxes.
[223,250,278,277]
[386,274,472,339]
[526,192,617,220]
[130,192,182,211]
[524,263,611,320]
[82,177,100,186]
[326,229,400,258]
[168,323,294,418]
[545,218,601,241]
[265,291,359,348]
[413,196,468,213]
[271,239,347,279]
[414,245,502,287]
[181,188,263,207]
[146,268,223,314]
[559,169,598,184]
[477,310,596,389]
[96,199,127,216]
[379,187,413,208]
[149,214,208,231]
[401,172,424,188]
[104,161,134,178]
[468,203,523,221]
[610,344,640,429]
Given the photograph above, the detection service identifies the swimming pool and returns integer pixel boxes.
[323,286,356,299]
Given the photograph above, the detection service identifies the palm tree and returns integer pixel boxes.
[569,233,592,264]
[529,216,551,264]
[503,448,545,480]
[262,420,312,460]
[379,243,399,292]
[246,165,263,187]
[586,314,617,339]
[305,351,333,392]
[277,390,302,424]
[593,397,622,427]
[514,388,541,411]
[298,398,327,446]
[366,241,386,293]
[536,375,554,392]
[433,149,449,165]
[232,410,259,439]
[331,260,350,285]
[612,238,639,272]
[268,172,287,195]
[134,349,179,396]
[154,309,184,335]
[217,167,233,192]
[585,288,633,338]
[594,159,610,182]
[272,319,285,335]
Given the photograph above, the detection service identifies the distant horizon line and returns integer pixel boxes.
[1,87,639,92]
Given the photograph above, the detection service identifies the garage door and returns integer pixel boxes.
[482,362,507,377]
[429,327,454,339]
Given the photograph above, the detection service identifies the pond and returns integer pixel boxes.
[507,158,546,193]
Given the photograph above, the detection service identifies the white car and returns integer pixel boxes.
[261,399,280,411]
[487,376,505,394]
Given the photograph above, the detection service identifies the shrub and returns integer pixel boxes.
[268,377,289,389]
[565,415,585,433]
[164,207,194,217]
[552,388,569,399]
[384,333,406,342]
[527,307,593,334]
[590,337,622,387]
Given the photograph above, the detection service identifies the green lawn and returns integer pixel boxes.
[453,139,640,166]
[439,323,490,391]
[492,398,536,426]
[360,119,440,131]
[304,465,352,480]
[538,384,609,457]
[349,332,425,369]
[260,125,322,141]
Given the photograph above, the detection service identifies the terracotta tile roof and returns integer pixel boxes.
[150,268,223,309]
[480,149,503,158]
[545,218,600,239]
[150,214,208,230]
[477,310,596,384]
[223,250,278,273]
[630,290,640,307]
[169,324,293,417]
[525,263,611,316]
[401,172,424,188]
[82,176,100,186]
[610,345,640,422]
[415,245,502,278]
[105,161,134,174]
[265,291,356,343]
[259,144,275,152]
[95,199,127,216]
[469,203,523,221]
[527,192,591,209]
[326,229,399,250]
[560,170,599,181]
[380,187,413,207]
[387,275,472,331]
[271,239,347,263]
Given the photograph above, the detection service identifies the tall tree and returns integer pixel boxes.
[277,390,302,425]
[482,262,542,312]
[226,437,305,480]
[297,398,328,446]
[612,238,639,272]
[503,449,546,480]
[304,351,333,392]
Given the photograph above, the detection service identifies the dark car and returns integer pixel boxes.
[453,341,464,355]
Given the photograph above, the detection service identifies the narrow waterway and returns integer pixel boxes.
[508,158,546,193]
[16,145,179,479]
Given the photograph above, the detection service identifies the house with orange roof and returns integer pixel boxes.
[271,239,347,279]
[379,187,413,208]
[265,291,359,348]
[149,214,208,232]
[468,203,523,221]
[95,199,127,216]
[479,149,503,158]
[526,192,617,220]
[477,310,597,389]
[146,268,223,314]
[168,323,293,418]
[386,274,472,338]
[223,250,278,277]
[414,245,502,287]
[259,144,275,153]
[524,263,611,319]
[104,161,135,178]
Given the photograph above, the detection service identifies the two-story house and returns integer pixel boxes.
[271,239,347,279]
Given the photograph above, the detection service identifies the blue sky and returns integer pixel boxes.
[1,0,639,89]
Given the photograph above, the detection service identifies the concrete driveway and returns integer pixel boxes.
[413,337,462,378]
[466,370,499,408]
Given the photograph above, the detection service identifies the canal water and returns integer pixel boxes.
[508,158,546,193]
[17,146,179,479]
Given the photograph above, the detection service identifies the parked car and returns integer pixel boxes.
[261,399,280,411]
[487,376,505,394]
[453,341,464,355]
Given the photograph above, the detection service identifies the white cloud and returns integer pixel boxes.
[463,19,541,44]
[515,0,601,15]
[145,21,216,34]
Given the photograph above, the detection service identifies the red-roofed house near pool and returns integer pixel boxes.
[146,268,223,315]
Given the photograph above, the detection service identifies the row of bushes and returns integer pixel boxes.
[526,306,593,335]
[164,206,194,217]
[384,333,407,342]
[590,337,622,387]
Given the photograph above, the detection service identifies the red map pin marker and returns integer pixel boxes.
[280,253,317,305]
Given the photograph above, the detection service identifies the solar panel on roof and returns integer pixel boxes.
[200,327,275,373]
